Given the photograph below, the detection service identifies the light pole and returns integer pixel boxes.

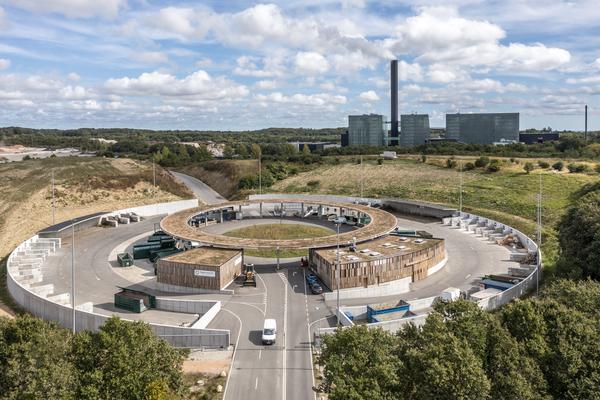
[276,246,280,270]
[335,221,341,326]
[360,154,364,199]
[258,155,262,195]
[459,161,463,214]
[51,170,55,225]
[71,221,76,334]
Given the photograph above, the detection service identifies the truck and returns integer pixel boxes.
[242,263,256,287]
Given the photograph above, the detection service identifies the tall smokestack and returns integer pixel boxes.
[585,105,588,141]
[390,59,399,140]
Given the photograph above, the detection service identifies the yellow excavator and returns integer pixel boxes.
[242,263,256,287]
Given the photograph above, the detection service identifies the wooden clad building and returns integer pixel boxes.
[157,248,242,291]
[309,235,446,290]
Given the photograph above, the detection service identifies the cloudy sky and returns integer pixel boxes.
[0,0,599,130]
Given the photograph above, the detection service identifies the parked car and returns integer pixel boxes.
[327,214,338,221]
[310,283,323,294]
[306,273,318,284]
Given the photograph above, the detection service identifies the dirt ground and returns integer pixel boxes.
[183,349,233,375]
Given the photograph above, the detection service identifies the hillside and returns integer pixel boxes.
[0,156,192,316]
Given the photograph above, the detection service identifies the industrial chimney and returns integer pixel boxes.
[390,60,399,140]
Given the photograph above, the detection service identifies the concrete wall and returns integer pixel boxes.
[323,276,412,301]
[7,200,230,349]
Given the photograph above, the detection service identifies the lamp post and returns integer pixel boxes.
[71,221,76,334]
[335,221,341,326]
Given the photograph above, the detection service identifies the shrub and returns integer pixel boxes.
[538,160,550,169]
[524,162,535,174]
[509,158,515,163]
[22,155,32,161]
[595,164,600,173]
[421,154,427,163]
[474,156,490,168]
[464,162,475,171]
[446,158,457,169]
[552,161,564,171]
[487,160,501,173]
[307,180,320,188]
[567,163,588,173]
[377,158,384,165]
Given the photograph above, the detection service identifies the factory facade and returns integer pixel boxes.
[347,114,387,147]
[400,114,430,147]
[446,113,519,144]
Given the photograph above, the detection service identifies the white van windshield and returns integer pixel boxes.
[263,328,275,335]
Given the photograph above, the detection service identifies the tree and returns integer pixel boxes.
[250,143,262,159]
[483,319,549,400]
[523,162,534,174]
[396,314,491,400]
[474,156,490,168]
[538,160,550,169]
[0,315,77,399]
[557,190,600,279]
[552,161,564,171]
[72,317,187,400]
[486,159,501,172]
[302,144,311,155]
[446,158,457,169]
[317,326,399,400]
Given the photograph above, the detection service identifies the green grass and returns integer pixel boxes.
[224,223,333,258]
[223,223,334,240]
[270,157,597,268]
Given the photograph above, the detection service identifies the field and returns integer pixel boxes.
[0,156,192,316]
[271,156,598,267]
[224,223,334,258]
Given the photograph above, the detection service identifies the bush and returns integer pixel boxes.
[22,155,32,161]
[509,158,515,163]
[524,162,535,174]
[446,158,457,169]
[421,154,427,163]
[567,163,588,173]
[474,156,490,168]
[595,164,600,173]
[552,161,564,171]
[486,160,501,173]
[306,180,320,188]
[538,160,550,169]
[464,162,475,171]
[377,158,383,165]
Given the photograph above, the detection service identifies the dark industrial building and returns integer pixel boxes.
[400,114,430,147]
[347,114,386,146]
[390,59,399,146]
[519,132,560,144]
[294,141,340,152]
[446,113,519,144]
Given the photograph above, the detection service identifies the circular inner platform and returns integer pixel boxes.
[160,198,398,250]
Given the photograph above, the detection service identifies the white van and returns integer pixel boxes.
[262,319,277,345]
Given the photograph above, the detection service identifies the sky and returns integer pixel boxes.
[0,0,599,131]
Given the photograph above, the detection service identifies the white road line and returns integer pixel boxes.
[303,269,317,400]
[227,302,265,315]
[259,349,262,360]
[278,268,288,400]
[255,377,259,390]
[221,308,242,400]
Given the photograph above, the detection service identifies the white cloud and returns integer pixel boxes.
[60,85,88,100]
[567,75,600,85]
[2,0,126,19]
[294,52,329,75]
[591,58,600,69]
[398,61,422,81]
[67,72,80,81]
[104,70,249,101]
[131,51,169,65]
[0,58,9,69]
[359,90,379,101]
[195,58,213,68]
[233,55,286,78]
[255,92,346,106]
[255,80,279,89]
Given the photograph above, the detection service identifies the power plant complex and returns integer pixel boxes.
[342,60,521,147]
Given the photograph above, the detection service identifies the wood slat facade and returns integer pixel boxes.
[309,238,445,290]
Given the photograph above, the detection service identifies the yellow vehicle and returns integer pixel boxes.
[242,263,256,287]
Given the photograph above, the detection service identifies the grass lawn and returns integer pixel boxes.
[270,156,598,268]
[224,223,334,258]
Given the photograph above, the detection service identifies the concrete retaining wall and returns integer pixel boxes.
[323,276,412,301]
[7,200,230,349]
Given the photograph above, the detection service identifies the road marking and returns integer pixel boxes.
[259,349,262,360]
[303,269,317,400]
[221,308,242,400]
[255,377,259,390]
[465,274,472,280]
[227,301,265,315]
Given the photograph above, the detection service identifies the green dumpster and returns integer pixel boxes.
[133,243,161,259]
[117,252,133,267]
[114,288,156,313]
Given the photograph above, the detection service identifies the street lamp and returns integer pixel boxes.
[335,219,341,326]
[71,220,76,334]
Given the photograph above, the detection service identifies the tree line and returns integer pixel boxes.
[317,180,600,400]
[0,316,187,399]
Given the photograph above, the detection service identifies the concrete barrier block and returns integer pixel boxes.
[48,293,71,305]
[30,284,54,297]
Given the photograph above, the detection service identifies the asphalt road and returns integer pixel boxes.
[170,170,226,204]
[32,172,520,400]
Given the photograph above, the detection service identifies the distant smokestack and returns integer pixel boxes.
[390,60,399,139]
[585,105,588,141]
